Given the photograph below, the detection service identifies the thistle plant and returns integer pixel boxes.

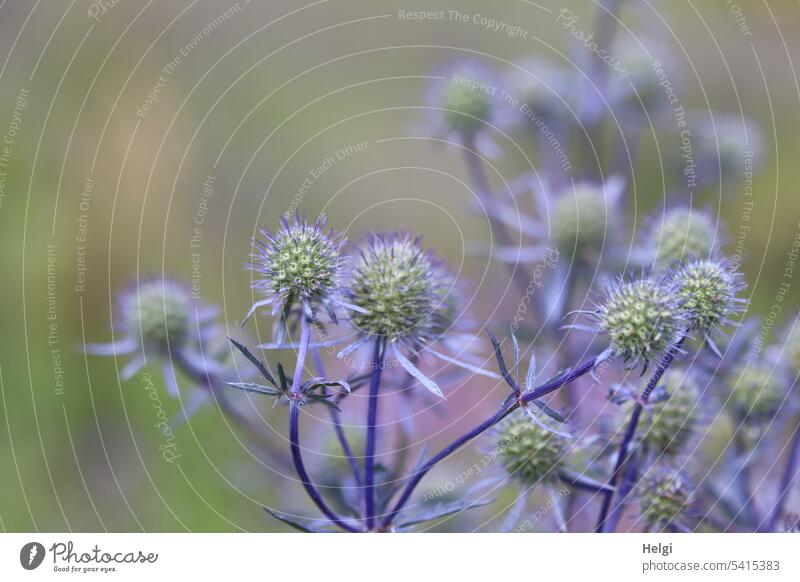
[637,468,694,532]
[90,7,800,534]
[645,207,717,268]
[624,369,700,458]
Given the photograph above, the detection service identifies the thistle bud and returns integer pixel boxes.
[648,208,716,267]
[349,234,448,345]
[251,213,343,315]
[120,278,192,354]
[596,277,683,366]
[551,183,613,256]
[495,414,568,487]
[730,361,784,422]
[674,259,745,332]
[630,369,699,457]
[638,468,693,530]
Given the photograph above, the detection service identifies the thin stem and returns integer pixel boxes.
[290,315,312,394]
[381,355,598,528]
[771,417,800,529]
[364,337,385,530]
[733,429,763,529]
[595,336,686,532]
[605,448,639,532]
[461,136,531,299]
[289,402,358,532]
[311,346,362,488]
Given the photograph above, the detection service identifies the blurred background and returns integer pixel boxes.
[1,0,799,531]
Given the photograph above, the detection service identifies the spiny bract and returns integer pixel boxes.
[631,369,699,457]
[675,259,743,331]
[650,208,716,267]
[349,234,448,343]
[496,414,568,487]
[551,184,611,255]
[638,468,693,529]
[597,278,682,365]
[120,279,192,354]
[252,214,342,310]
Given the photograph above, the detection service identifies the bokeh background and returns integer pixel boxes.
[1,0,799,531]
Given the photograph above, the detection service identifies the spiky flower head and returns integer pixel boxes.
[495,413,568,487]
[638,468,693,530]
[729,361,785,422]
[595,277,683,366]
[628,369,699,457]
[674,259,745,332]
[647,208,717,267]
[119,278,193,354]
[349,234,449,345]
[551,183,614,256]
[251,213,343,315]
[428,61,503,138]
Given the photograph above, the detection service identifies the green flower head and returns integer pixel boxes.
[120,278,192,354]
[783,322,800,374]
[495,413,568,487]
[675,259,745,332]
[730,361,784,422]
[630,369,699,457]
[648,208,717,267]
[349,234,449,345]
[596,277,684,366]
[551,183,615,255]
[251,213,344,316]
[638,468,694,530]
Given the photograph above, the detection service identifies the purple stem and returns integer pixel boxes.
[381,355,598,529]
[364,338,385,530]
[595,336,686,532]
[290,315,312,394]
[461,136,531,299]
[311,346,362,488]
[289,402,358,532]
[769,413,800,530]
[605,448,639,532]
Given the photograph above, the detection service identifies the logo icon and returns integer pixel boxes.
[20,542,46,570]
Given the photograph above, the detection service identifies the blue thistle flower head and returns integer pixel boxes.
[494,411,569,487]
[349,233,448,345]
[591,276,685,368]
[637,467,694,531]
[85,277,221,398]
[622,369,700,457]
[729,359,785,423]
[426,60,508,148]
[645,207,718,268]
[674,258,746,333]
[118,278,195,354]
[250,212,345,320]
